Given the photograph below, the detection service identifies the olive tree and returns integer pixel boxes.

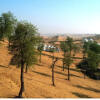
[60,41,68,71]
[64,54,73,80]
[10,21,38,97]
[51,58,58,86]
[64,37,79,80]
[0,11,17,46]
[37,37,44,63]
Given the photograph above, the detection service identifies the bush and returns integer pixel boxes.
[77,41,100,80]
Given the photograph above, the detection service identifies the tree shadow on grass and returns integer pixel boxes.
[25,76,50,86]
[45,97,52,98]
[67,68,81,72]
[32,70,66,83]
[0,65,8,68]
[74,85,100,93]
[54,71,83,79]
[7,95,20,98]
[40,94,52,98]
[56,65,81,72]
[36,63,43,66]
[9,55,19,66]
[72,92,91,98]
[70,74,83,78]
[14,96,24,98]
[32,70,51,77]
[55,70,66,76]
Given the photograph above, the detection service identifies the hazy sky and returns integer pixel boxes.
[0,0,100,34]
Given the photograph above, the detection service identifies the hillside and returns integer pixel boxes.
[0,41,100,98]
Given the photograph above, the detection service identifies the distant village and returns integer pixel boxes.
[43,44,60,52]
[39,34,100,53]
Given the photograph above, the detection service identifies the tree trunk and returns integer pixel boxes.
[63,60,64,71]
[83,70,86,79]
[83,55,86,79]
[18,60,24,98]
[67,65,70,80]
[52,65,55,86]
[51,52,54,64]
[63,52,66,71]
[8,39,10,48]
[53,52,54,60]
[70,51,71,56]
[40,52,41,63]
[17,62,20,68]
[51,58,58,86]
[25,63,28,73]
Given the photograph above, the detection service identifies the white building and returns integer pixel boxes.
[82,38,94,43]
[43,44,60,52]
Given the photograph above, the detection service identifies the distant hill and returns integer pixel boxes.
[41,33,96,41]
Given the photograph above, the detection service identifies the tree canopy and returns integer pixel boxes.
[10,21,39,97]
[0,11,17,40]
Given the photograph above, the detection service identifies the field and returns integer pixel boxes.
[0,41,100,98]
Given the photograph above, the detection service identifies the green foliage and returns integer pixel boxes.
[0,17,4,40]
[64,54,73,67]
[60,37,79,67]
[0,11,17,40]
[87,42,100,71]
[9,20,39,97]
[73,44,80,56]
[83,41,96,56]
[87,50,100,71]
[60,37,74,54]
[37,37,44,62]
[60,36,79,78]
[60,41,68,54]
[81,41,100,72]
[89,42,100,54]
[10,21,39,67]
[37,37,44,52]
[64,37,79,55]
[63,37,73,65]
[66,37,74,53]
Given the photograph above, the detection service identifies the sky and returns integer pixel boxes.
[0,0,100,34]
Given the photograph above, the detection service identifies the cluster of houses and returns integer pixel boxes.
[82,37,100,46]
[43,44,60,52]
[82,37,94,43]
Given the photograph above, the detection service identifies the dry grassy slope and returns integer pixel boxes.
[0,41,100,98]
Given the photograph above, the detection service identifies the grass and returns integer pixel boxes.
[0,65,8,68]
[54,70,83,78]
[32,70,51,77]
[74,85,100,93]
[72,92,91,98]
